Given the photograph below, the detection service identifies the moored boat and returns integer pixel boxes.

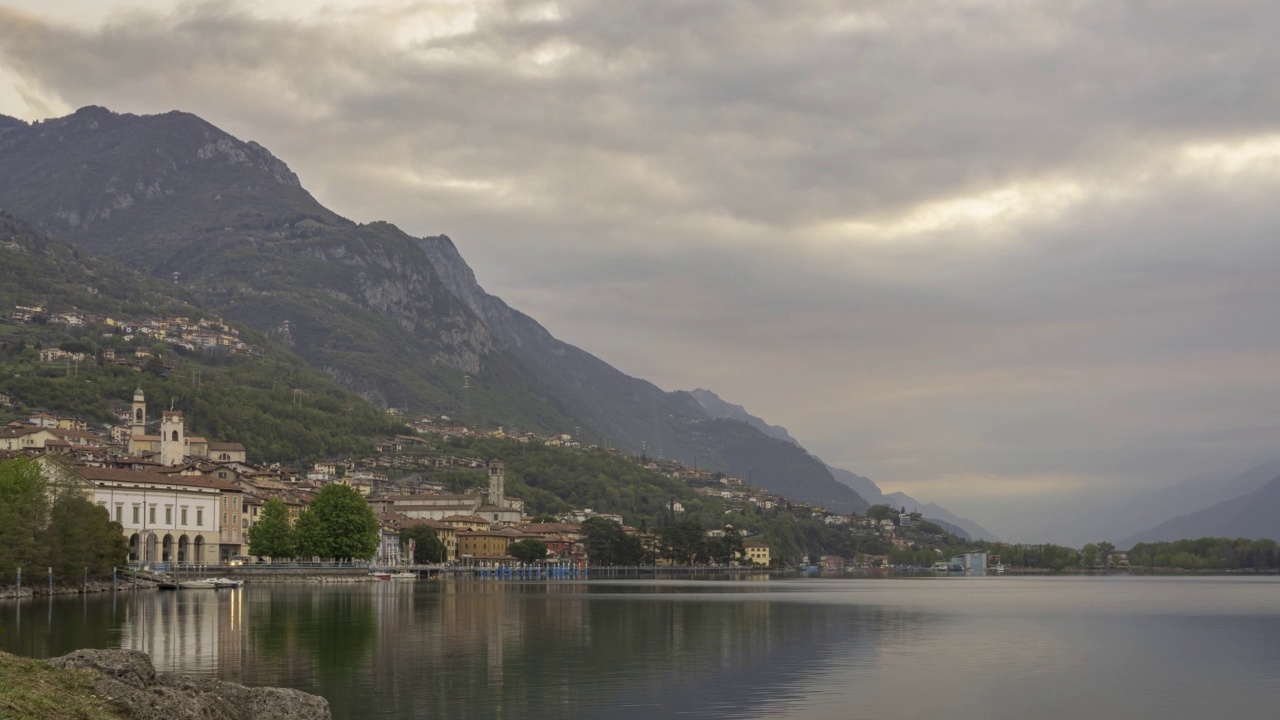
[178,579,216,589]
[205,578,243,588]
[390,572,416,579]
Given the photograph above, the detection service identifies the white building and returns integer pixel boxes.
[75,466,222,565]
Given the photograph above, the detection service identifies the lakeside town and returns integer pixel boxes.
[0,385,1004,576]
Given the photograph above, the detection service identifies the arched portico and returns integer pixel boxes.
[145,533,158,563]
[178,535,190,563]
[193,536,205,563]
[162,534,174,562]
[129,533,141,563]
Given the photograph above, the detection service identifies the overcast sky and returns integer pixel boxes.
[3,1,1280,541]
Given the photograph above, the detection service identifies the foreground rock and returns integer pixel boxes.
[47,649,331,720]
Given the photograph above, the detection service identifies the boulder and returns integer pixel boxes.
[46,649,331,720]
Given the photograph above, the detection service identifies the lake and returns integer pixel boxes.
[3,575,1280,719]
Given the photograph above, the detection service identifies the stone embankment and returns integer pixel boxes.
[0,577,160,599]
[47,648,331,720]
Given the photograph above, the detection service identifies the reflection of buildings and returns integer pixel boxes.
[118,588,243,675]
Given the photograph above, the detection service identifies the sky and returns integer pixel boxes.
[3,1,1280,542]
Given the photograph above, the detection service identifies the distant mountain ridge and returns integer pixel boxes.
[1033,459,1280,547]
[0,106,870,514]
[1120,471,1280,546]
[685,388,996,539]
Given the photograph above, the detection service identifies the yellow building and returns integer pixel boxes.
[457,529,515,565]
[743,539,771,567]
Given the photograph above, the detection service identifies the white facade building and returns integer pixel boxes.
[77,466,222,565]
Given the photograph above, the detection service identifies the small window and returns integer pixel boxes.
[165,507,172,524]
[149,506,156,524]
[115,506,123,523]
[197,508,204,526]
[133,506,140,524]
[181,508,188,525]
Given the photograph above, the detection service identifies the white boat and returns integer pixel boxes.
[390,572,417,579]
[178,580,216,589]
[205,578,243,588]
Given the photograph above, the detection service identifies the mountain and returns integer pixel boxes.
[418,236,870,514]
[0,106,870,514]
[0,107,581,432]
[686,388,800,445]
[684,387,995,538]
[1038,459,1280,546]
[0,210,405,460]
[1120,472,1280,546]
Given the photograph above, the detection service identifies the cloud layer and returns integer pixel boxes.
[4,0,1280,541]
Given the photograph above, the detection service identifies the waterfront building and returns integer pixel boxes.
[743,539,771,567]
[71,465,222,565]
[457,529,518,565]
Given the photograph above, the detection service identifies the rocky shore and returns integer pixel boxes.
[0,576,161,599]
[36,648,331,720]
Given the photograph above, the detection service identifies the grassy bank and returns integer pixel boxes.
[0,651,122,719]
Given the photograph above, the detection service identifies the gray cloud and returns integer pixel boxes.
[4,0,1280,541]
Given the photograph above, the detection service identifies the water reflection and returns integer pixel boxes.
[5,578,1280,720]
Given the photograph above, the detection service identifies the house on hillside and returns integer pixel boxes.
[743,539,771,567]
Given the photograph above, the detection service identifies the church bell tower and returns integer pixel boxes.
[488,459,505,508]
[160,410,186,466]
[131,388,147,439]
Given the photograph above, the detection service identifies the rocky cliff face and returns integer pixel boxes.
[47,648,331,720]
[417,236,873,514]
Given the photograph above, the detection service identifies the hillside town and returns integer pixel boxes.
[0,388,988,574]
[10,305,260,366]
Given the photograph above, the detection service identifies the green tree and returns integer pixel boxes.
[866,505,896,521]
[660,519,708,565]
[45,495,127,582]
[400,524,447,564]
[294,484,379,561]
[0,457,49,579]
[508,539,549,564]
[1096,541,1115,567]
[707,532,744,565]
[581,518,644,566]
[293,509,323,559]
[247,499,296,559]
[1081,543,1098,568]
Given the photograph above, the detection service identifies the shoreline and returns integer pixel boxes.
[0,648,331,720]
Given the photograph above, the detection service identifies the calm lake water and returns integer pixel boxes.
[3,576,1280,719]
